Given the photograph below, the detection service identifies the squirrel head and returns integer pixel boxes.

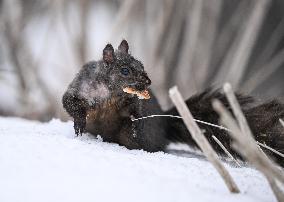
[102,40,151,93]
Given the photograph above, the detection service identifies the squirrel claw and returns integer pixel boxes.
[74,126,85,136]
[74,117,86,136]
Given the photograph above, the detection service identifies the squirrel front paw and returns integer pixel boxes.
[74,117,86,136]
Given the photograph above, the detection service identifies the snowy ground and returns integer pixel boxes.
[0,117,275,202]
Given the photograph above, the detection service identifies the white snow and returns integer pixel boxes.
[0,117,276,202]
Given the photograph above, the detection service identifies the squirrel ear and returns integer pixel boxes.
[118,39,129,54]
[103,44,115,64]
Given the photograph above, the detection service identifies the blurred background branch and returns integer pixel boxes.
[0,0,283,121]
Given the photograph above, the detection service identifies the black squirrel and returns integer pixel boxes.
[62,40,284,166]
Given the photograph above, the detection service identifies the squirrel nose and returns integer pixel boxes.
[140,75,151,86]
[146,78,151,85]
[136,84,146,91]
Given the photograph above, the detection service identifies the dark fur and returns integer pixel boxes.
[62,40,284,166]
[166,89,284,166]
[62,40,168,152]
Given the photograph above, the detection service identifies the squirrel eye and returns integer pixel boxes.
[120,67,130,76]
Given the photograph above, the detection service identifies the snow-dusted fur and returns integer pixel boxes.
[63,40,284,167]
[62,40,168,152]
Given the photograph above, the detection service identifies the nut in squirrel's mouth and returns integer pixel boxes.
[122,87,150,100]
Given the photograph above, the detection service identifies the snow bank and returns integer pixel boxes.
[0,117,275,202]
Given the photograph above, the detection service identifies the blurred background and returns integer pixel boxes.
[0,0,283,121]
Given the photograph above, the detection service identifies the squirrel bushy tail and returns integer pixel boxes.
[165,89,284,166]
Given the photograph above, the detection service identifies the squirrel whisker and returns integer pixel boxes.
[132,114,284,159]
[131,114,230,131]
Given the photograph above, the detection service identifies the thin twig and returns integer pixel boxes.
[257,141,284,158]
[212,135,241,167]
[169,86,240,193]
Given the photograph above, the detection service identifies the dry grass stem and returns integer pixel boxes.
[252,17,284,69]
[222,83,284,181]
[213,83,284,201]
[220,0,270,88]
[257,141,284,159]
[223,83,253,134]
[212,135,241,167]
[193,0,222,90]
[211,0,248,80]
[109,0,138,42]
[175,0,202,94]
[169,86,240,193]
[213,99,284,201]
[242,48,284,93]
